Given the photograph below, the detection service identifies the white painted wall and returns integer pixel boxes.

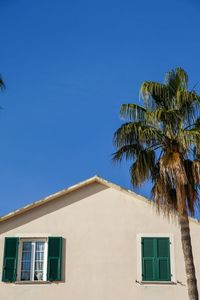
[0,182,199,300]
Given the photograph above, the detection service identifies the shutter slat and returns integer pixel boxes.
[142,237,171,281]
[158,258,170,281]
[47,237,62,281]
[142,238,155,281]
[142,258,154,281]
[157,238,171,281]
[2,237,19,282]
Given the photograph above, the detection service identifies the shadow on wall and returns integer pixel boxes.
[0,183,108,234]
[62,237,66,283]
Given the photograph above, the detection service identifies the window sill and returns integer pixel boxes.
[136,280,177,285]
[15,281,51,285]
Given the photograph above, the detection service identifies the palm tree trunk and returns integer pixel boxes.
[179,212,199,300]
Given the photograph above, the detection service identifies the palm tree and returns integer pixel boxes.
[113,68,200,300]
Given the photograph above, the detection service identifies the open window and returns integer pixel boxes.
[2,237,62,283]
[18,239,47,281]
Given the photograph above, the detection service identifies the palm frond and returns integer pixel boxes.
[154,187,178,216]
[130,149,155,186]
[147,108,182,129]
[120,104,146,122]
[165,68,188,91]
[113,121,163,148]
[175,67,188,89]
[176,90,200,124]
[140,82,170,110]
[112,144,143,163]
[160,152,187,186]
[190,119,200,158]
[174,129,200,154]
[192,160,200,184]
[176,90,200,108]
[193,117,200,129]
[114,67,200,218]
[151,170,178,216]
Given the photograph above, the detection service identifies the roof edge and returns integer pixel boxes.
[0,176,99,222]
[0,175,199,225]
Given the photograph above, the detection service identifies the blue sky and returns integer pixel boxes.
[0,0,200,216]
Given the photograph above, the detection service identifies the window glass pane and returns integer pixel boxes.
[21,271,31,281]
[35,262,43,270]
[20,240,46,281]
[22,242,32,251]
[21,261,31,270]
[21,251,31,261]
[34,241,45,281]
[36,242,44,251]
[21,242,32,281]
[35,252,44,261]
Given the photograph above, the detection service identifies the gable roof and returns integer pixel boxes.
[0,176,149,223]
[0,175,199,224]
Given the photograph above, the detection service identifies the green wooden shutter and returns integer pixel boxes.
[142,237,171,281]
[156,238,171,281]
[47,237,62,281]
[142,238,155,281]
[2,237,19,282]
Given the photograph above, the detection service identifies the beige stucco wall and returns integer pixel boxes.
[0,182,200,300]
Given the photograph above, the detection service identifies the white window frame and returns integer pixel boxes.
[136,233,176,283]
[17,238,48,282]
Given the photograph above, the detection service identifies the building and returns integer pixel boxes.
[0,175,199,300]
